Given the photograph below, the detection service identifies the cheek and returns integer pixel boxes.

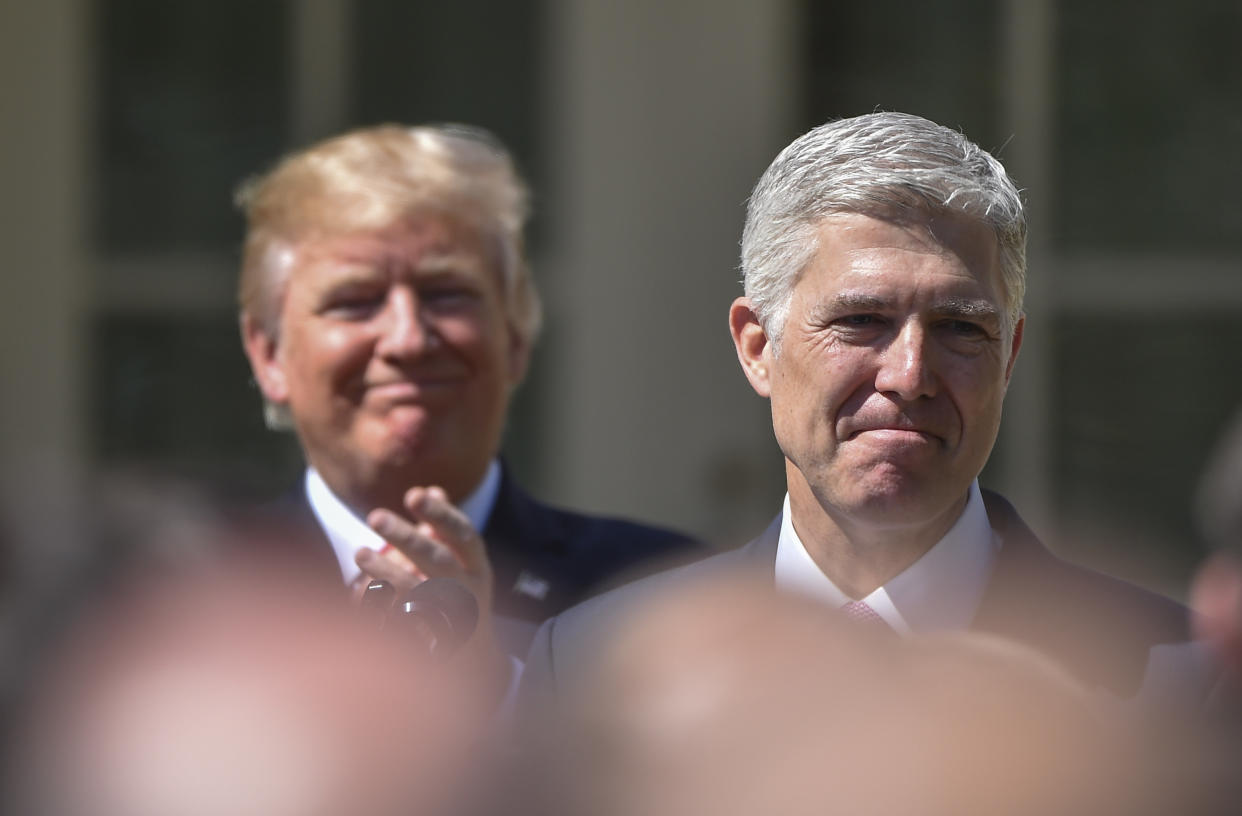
[770,358,849,437]
[284,325,373,392]
[947,370,1009,439]
[439,313,510,369]
[437,313,489,344]
[798,351,873,415]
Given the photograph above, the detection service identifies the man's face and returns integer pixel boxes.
[244,215,526,507]
[732,212,1023,534]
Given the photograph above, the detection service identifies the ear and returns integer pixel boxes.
[1004,315,1025,384]
[729,297,774,398]
[240,312,289,404]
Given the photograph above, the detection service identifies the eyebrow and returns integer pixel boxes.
[411,252,488,280]
[931,298,1001,323]
[817,293,1001,323]
[827,293,891,313]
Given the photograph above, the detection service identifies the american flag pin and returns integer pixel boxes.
[513,570,550,601]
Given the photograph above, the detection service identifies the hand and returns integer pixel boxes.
[353,486,511,706]
[354,486,493,611]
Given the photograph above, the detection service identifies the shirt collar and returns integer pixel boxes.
[305,460,503,585]
[774,480,998,634]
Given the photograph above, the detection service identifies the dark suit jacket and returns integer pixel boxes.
[523,489,1193,700]
[244,465,706,656]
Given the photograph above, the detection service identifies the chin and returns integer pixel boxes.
[840,468,953,524]
[372,405,443,447]
[353,424,440,475]
[375,431,445,467]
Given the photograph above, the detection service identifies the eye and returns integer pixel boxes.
[419,284,480,311]
[941,319,986,337]
[321,288,385,318]
[835,314,886,329]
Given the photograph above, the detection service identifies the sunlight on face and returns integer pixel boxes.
[766,212,1021,533]
[267,215,524,507]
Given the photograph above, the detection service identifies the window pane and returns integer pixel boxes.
[1051,312,1242,588]
[95,0,289,253]
[350,0,543,192]
[1053,1,1242,250]
[91,312,303,498]
[803,0,1003,151]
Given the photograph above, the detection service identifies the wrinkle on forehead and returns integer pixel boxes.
[821,211,1000,276]
[291,226,493,288]
[786,212,1014,350]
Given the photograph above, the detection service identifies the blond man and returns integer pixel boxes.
[238,125,699,665]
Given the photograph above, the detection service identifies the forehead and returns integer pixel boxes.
[800,212,1004,303]
[288,215,500,286]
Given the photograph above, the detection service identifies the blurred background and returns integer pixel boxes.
[2,0,1240,604]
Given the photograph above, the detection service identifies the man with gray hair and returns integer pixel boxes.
[523,112,1189,701]
[236,124,700,681]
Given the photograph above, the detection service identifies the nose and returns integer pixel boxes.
[375,288,435,359]
[874,320,936,400]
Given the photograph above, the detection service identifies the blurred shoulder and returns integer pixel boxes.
[521,542,760,698]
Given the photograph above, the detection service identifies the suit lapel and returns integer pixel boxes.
[482,468,576,620]
[973,490,1188,697]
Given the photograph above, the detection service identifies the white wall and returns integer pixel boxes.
[536,0,801,544]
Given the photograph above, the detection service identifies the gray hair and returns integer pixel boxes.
[740,112,1026,347]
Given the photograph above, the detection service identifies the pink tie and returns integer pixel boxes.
[841,600,889,630]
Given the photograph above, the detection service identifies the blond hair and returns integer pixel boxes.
[236,124,541,344]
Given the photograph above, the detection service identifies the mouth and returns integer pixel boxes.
[366,378,461,402]
[846,427,940,444]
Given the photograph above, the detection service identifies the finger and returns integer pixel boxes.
[403,486,487,571]
[404,486,477,541]
[355,546,426,592]
[367,509,465,578]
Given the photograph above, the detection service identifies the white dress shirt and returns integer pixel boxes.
[774,480,999,634]
[305,459,503,586]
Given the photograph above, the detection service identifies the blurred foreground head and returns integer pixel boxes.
[8,561,491,816]
[523,572,1236,816]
